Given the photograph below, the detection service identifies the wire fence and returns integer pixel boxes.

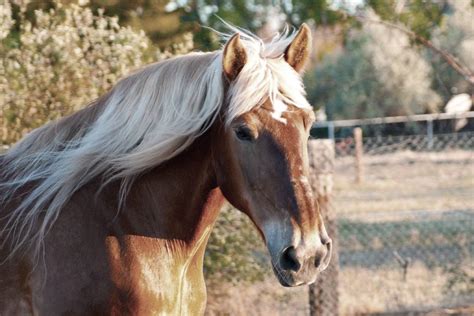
[322,117,474,315]
[334,131,474,156]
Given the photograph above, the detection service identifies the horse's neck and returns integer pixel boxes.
[9,136,225,315]
[97,137,224,313]
[110,136,223,245]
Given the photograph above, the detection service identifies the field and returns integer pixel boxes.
[206,262,472,316]
[334,150,473,215]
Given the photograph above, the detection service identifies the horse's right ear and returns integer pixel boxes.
[284,23,311,73]
[223,33,247,81]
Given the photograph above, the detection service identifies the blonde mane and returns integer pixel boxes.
[0,26,310,257]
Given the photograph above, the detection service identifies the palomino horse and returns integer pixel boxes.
[0,24,331,315]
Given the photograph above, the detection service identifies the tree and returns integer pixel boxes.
[429,0,474,101]
[88,0,193,49]
[167,0,346,50]
[3,0,194,50]
[305,10,442,120]
[362,10,441,115]
[366,0,445,40]
[305,36,383,120]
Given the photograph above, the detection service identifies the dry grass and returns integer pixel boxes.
[206,278,308,316]
[206,262,474,315]
[333,150,473,215]
[340,262,452,315]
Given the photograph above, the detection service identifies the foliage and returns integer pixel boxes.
[305,10,441,120]
[168,0,345,50]
[88,0,193,49]
[0,0,192,144]
[362,10,441,116]
[429,0,474,102]
[305,0,473,120]
[363,0,473,105]
[366,0,444,40]
[5,0,194,49]
[305,36,384,119]
[204,204,269,285]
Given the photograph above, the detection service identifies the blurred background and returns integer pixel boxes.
[0,0,472,315]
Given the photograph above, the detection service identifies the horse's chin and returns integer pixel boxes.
[271,264,317,287]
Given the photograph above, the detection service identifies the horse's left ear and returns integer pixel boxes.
[284,23,312,73]
[223,33,247,81]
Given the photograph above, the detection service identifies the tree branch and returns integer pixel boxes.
[356,16,474,86]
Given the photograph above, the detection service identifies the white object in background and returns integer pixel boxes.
[444,93,472,131]
[315,106,327,122]
[445,93,472,114]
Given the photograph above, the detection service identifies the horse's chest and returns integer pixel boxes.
[106,236,207,315]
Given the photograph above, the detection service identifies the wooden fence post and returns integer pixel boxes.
[354,127,363,184]
[308,139,339,316]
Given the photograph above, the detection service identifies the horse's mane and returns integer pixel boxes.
[0,26,310,257]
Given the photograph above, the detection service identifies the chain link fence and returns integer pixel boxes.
[323,115,474,315]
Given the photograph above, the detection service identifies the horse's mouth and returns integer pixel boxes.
[271,261,318,287]
[271,263,306,287]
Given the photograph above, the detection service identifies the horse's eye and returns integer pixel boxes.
[235,126,254,142]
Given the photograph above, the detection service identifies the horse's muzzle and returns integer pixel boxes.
[273,239,332,287]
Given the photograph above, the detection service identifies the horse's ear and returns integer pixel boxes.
[223,33,247,81]
[284,23,312,73]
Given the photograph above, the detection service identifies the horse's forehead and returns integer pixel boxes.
[249,100,313,131]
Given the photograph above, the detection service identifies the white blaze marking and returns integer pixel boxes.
[299,176,309,184]
[271,98,288,123]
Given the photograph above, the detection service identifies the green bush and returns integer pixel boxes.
[204,204,269,285]
[0,0,192,144]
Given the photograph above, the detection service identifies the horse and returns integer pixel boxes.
[0,24,331,315]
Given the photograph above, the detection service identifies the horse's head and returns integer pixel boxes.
[214,25,331,287]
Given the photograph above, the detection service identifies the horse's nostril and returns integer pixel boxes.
[321,236,331,246]
[314,253,323,268]
[315,239,332,270]
[280,246,301,272]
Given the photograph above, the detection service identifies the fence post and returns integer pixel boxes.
[308,139,339,316]
[327,121,335,140]
[354,127,363,183]
[427,118,434,150]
